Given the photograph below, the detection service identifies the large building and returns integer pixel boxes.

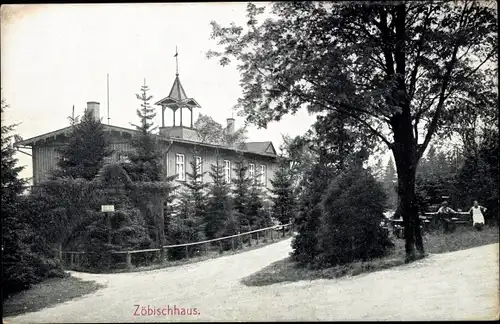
[15,71,280,190]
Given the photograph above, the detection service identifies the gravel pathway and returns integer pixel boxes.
[4,240,499,322]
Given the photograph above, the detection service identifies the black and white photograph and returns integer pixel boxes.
[1,1,498,322]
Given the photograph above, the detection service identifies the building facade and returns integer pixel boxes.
[15,72,280,190]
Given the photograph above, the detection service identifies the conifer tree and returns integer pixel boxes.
[204,158,234,239]
[1,97,36,297]
[127,81,163,182]
[383,157,398,210]
[183,153,210,222]
[232,155,252,231]
[125,81,176,252]
[247,170,271,229]
[54,108,112,180]
[270,160,295,225]
[171,154,209,257]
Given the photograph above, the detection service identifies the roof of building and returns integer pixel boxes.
[15,124,277,158]
[154,75,201,109]
[243,142,277,155]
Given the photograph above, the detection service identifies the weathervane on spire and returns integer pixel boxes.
[174,46,179,76]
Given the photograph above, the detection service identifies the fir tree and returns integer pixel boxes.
[126,81,163,182]
[1,97,64,297]
[183,154,210,222]
[204,159,234,239]
[53,108,112,180]
[270,160,296,225]
[232,155,252,230]
[291,162,334,265]
[170,155,209,257]
[2,97,34,297]
[125,82,177,253]
[247,170,270,230]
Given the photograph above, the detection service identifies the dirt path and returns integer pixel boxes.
[4,240,499,322]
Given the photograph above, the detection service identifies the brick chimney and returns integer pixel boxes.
[86,101,100,122]
[226,118,235,136]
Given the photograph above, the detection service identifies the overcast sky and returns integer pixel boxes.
[1,3,322,182]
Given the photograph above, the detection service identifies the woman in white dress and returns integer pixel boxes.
[468,200,487,231]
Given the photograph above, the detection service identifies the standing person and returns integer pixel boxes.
[468,200,487,231]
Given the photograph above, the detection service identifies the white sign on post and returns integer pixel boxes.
[101,205,115,212]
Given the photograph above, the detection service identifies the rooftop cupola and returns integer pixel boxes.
[155,47,201,131]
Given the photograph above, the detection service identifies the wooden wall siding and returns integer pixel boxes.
[33,145,60,184]
[31,137,277,189]
[109,142,134,161]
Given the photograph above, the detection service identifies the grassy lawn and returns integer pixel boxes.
[242,225,499,287]
[3,275,104,317]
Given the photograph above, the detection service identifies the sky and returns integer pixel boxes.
[1,3,321,182]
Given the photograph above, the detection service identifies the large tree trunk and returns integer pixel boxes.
[391,82,425,261]
[392,125,425,262]
[390,5,425,260]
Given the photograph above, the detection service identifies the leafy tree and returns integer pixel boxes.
[270,159,296,225]
[208,1,497,261]
[53,108,112,180]
[280,133,317,190]
[194,114,225,145]
[194,113,248,148]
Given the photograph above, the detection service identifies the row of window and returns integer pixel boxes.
[175,154,266,185]
[115,152,268,185]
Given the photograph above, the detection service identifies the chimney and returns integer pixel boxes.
[226,118,235,136]
[86,101,100,122]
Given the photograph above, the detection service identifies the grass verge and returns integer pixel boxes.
[241,225,499,287]
[3,275,104,317]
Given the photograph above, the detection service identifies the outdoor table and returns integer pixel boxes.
[424,211,471,232]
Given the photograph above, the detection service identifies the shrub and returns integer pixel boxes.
[291,162,333,265]
[314,166,394,267]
